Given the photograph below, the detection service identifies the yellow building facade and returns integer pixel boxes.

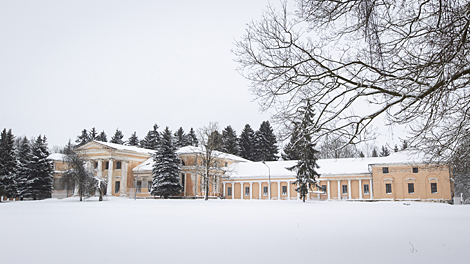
[50,141,453,202]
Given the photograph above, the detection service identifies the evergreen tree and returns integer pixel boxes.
[186,127,198,147]
[287,101,321,202]
[128,132,139,146]
[26,135,53,200]
[239,124,256,161]
[140,124,160,150]
[380,145,391,157]
[96,131,107,142]
[110,129,125,145]
[207,130,223,151]
[75,129,90,147]
[254,121,278,161]
[394,144,399,152]
[174,127,188,148]
[401,140,408,150]
[359,151,365,158]
[16,137,32,200]
[0,129,17,199]
[371,148,379,157]
[89,127,98,141]
[282,123,301,160]
[151,127,182,198]
[221,126,239,155]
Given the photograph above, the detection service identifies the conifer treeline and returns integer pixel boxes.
[74,121,280,162]
[0,129,54,201]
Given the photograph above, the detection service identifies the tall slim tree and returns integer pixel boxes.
[110,129,125,145]
[254,121,278,161]
[26,135,53,200]
[140,124,160,150]
[207,130,223,152]
[287,101,320,202]
[239,124,256,161]
[186,127,198,147]
[96,131,107,142]
[174,127,188,148]
[0,129,17,200]
[128,132,139,146]
[75,129,90,147]
[89,127,98,141]
[282,123,301,160]
[16,137,32,200]
[221,125,239,155]
[380,145,391,157]
[151,127,182,198]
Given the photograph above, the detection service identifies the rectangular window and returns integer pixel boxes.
[105,162,109,170]
[136,181,142,193]
[148,181,152,193]
[413,167,419,173]
[321,185,326,194]
[181,173,185,189]
[116,161,122,170]
[94,162,98,169]
[382,167,389,174]
[364,184,370,194]
[386,183,392,194]
[227,187,232,196]
[431,183,437,193]
[342,185,348,194]
[408,183,414,194]
[115,181,120,193]
[263,186,268,196]
[245,186,250,196]
[282,186,287,195]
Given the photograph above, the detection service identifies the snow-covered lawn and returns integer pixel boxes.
[1,198,469,264]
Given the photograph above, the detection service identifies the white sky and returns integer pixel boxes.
[0,0,275,147]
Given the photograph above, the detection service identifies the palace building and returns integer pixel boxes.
[50,140,454,202]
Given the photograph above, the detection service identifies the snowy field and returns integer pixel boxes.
[1,198,469,264]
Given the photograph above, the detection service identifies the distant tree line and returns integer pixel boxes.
[0,128,54,201]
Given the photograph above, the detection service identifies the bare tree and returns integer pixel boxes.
[234,0,470,161]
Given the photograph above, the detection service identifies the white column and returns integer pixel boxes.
[370,179,374,199]
[277,181,281,200]
[97,160,103,179]
[249,182,253,200]
[120,161,128,197]
[327,180,331,200]
[359,179,363,199]
[241,182,244,200]
[223,182,226,198]
[337,180,341,200]
[106,160,114,195]
[259,182,262,200]
[287,181,291,200]
[231,182,234,200]
[183,173,187,196]
[348,179,352,200]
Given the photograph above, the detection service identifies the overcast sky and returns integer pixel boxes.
[0,0,278,148]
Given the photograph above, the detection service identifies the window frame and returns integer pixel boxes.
[148,181,152,193]
[412,167,419,173]
[263,186,268,196]
[363,184,370,195]
[408,182,415,194]
[282,185,287,195]
[136,181,142,193]
[227,186,232,197]
[342,184,348,195]
[382,167,389,174]
[430,182,437,193]
[116,161,122,170]
[114,181,120,194]
[244,186,250,196]
[385,183,392,194]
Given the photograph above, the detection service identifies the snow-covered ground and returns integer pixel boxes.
[1,198,468,264]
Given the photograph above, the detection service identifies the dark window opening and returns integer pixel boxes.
[116,161,122,170]
[342,185,348,194]
[408,183,414,194]
[364,184,370,194]
[105,162,109,170]
[413,167,418,173]
[431,183,437,193]
[282,186,288,195]
[386,183,392,194]
[115,181,120,193]
[245,186,250,196]
[227,187,232,196]
[383,167,389,174]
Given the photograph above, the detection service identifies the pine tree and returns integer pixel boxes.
[394,144,399,152]
[174,127,188,148]
[26,135,53,200]
[401,140,408,150]
[96,131,107,142]
[0,129,17,199]
[359,151,365,158]
[140,124,160,150]
[16,137,32,200]
[110,129,125,145]
[221,126,239,155]
[207,130,223,151]
[254,121,278,161]
[186,127,198,147]
[239,124,256,161]
[89,127,98,141]
[151,127,182,198]
[128,132,139,146]
[75,129,90,147]
[282,123,301,160]
[380,145,390,157]
[371,147,379,157]
[287,101,320,202]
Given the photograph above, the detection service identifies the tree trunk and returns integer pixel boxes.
[204,177,209,201]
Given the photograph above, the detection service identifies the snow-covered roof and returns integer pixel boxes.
[48,153,66,161]
[229,151,428,179]
[77,141,155,155]
[176,146,250,163]
[133,157,154,172]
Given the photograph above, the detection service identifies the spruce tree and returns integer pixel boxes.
[254,121,279,161]
[359,151,365,158]
[174,127,188,148]
[140,124,160,150]
[151,127,182,198]
[0,129,17,199]
[75,129,90,147]
[239,124,256,161]
[110,129,125,145]
[221,125,239,155]
[394,144,399,152]
[89,127,98,141]
[128,132,139,146]
[380,145,390,157]
[186,127,198,147]
[16,137,32,200]
[282,123,301,160]
[96,131,107,142]
[207,130,223,151]
[27,135,53,200]
[371,148,379,157]
[287,101,320,202]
